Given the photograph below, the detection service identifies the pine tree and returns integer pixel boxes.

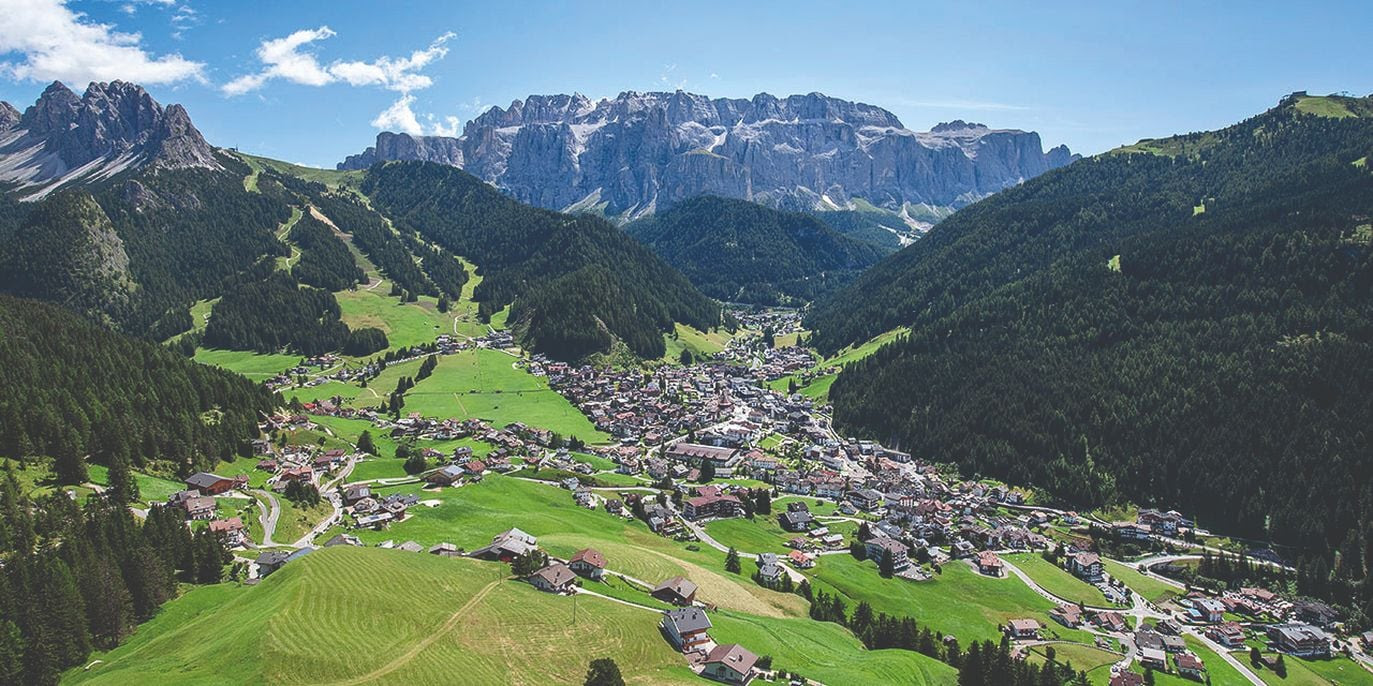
[52,436,87,486]
[725,547,741,574]
[879,546,896,578]
[584,657,625,686]
[356,430,376,455]
[105,452,138,508]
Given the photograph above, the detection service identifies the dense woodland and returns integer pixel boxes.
[0,295,274,476]
[812,97,1373,620]
[362,162,721,359]
[0,467,232,685]
[202,270,352,356]
[288,212,366,291]
[625,196,885,304]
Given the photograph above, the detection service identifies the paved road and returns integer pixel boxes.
[252,489,281,547]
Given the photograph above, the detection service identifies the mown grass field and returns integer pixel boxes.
[704,513,833,554]
[341,475,806,619]
[661,323,732,364]
[807,554,1064,643]
[66,547,691,685]
[69,546,957,685]
[708,609,956,685]
[1005,552,1112,606]
[193,348,302,381]
[399,349,607,442]
[1024,642,1119,675]
[1102,558,1179,604]
[335,287,453,350]
[85,464,186,504]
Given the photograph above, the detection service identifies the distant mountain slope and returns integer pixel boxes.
[362,161,722,360]
[338,91,1075,220]
[808,93,1373,553]
[624,195,885,304]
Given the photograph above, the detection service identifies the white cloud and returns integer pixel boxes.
[0,0,205,85]
[371,94,422,135]
[222,27,454,96]
[426,113,460,137]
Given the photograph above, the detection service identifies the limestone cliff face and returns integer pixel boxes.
[338,91,1078,219]
[0,80,220,197]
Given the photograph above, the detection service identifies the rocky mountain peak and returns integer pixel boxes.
[338,89,1075,220]
[0,102,19,130]
[0,80,220,197]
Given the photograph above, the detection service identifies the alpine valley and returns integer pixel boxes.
[1,69,1372,686]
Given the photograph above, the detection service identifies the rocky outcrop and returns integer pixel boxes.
[0,102,19,131]
[0,80,220,198]
[338,91,1078,219]
[339,130,463,170]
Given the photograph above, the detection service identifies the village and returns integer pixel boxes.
[157,309,1373,686]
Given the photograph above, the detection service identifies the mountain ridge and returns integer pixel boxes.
[337,90,1076,220]
[0,80,219,199]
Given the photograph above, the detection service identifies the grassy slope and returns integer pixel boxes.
[399,349,607,442]
[1005,553,1112,606]
[661,323,732,364]
[770,326,909,401]
[66,547,688,685]
[807,554,1066,643]
[338,475,806,619]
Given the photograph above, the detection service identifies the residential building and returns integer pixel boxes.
[569,548,607,580]
[653,576,698,606]
[1005,619,1041,640]
[661,607,712,652]
[529,563,578,594]
[683,493,742,521]
[1266,623,1330,658]
[976,551,1004,577]
[701,643,757,685]
[184,472,244,495]
[470,528,538,561]
[1206,622,1245,648]
[1067,552,1104,582]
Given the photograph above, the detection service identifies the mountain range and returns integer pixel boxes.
[0,80,720,362]
[337,91,1076,225]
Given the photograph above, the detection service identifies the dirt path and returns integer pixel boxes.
[332,577,505,685]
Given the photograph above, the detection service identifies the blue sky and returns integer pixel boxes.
[2,0,1371,167]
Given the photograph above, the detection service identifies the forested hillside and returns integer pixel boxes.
[362,162,721,359]
[0,294,275,478]
[624,196,885,304]
[0,154,291,341]
[809,96,1373,600]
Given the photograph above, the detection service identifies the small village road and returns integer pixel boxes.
[252,489,281,547]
